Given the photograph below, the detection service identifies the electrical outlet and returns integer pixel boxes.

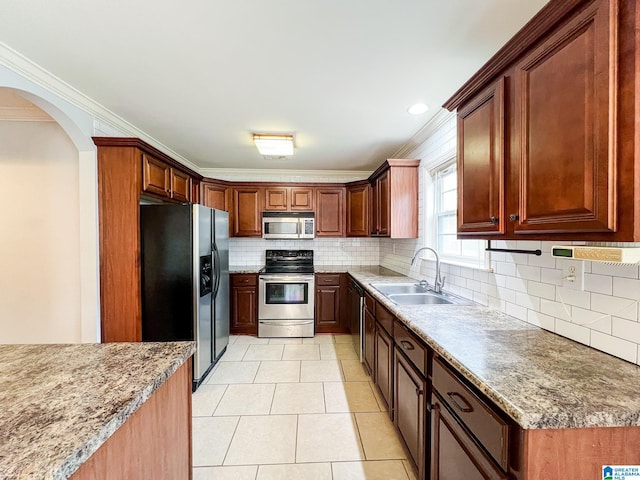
[561,260,584,291]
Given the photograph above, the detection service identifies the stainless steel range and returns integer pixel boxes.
[258,250,315,338]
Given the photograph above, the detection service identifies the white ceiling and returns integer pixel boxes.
[0,0,549,172]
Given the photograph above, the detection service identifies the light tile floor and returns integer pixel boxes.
[192,334,418,480]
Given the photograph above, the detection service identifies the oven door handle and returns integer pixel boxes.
[259,320,315,326]
[259,275,315,282]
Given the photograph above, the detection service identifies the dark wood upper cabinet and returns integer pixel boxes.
[263,186,314,211]
[315,187,345,237]
[457,78,505,235]
[201,181,229,211]
[514,0,614,234]
[232,187,263,237]
[346,181,370,237]
[171,168,191,203]
[264,187,289,211]
[291,187,314,210]
[445,0,640,241]
[370,160,420,238]
[142,153,171,198]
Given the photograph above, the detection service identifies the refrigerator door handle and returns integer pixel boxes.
[212,241,221,297]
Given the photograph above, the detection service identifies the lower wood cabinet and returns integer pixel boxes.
[375,324,393,416]
[230,274,258,335]
[394,346,427,480]
[363,305,375,376]
[314,273,348,334]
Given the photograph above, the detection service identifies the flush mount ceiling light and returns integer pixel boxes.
[253,134,295,156]
[407,103,429,115]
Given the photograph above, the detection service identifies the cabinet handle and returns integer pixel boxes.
[400,340,415,351]
[490,216,499,224]
[416,388,424,396]
[508,213,519,222]
[446,391,474,413]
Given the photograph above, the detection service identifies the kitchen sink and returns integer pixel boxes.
[370,283,472,306]
[370,283,430,295]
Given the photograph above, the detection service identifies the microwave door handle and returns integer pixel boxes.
[297,220,302,238]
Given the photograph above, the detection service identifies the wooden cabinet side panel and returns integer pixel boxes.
[363,307,376,376]
[71,360,192,480]
[388,168,419,238]
[515,0,616,234]
[97,146,142,342]
[523,427,640,479]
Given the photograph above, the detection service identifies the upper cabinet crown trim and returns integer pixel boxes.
[443,0,590,110]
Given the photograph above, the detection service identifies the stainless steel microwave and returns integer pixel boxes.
[262,212,315,239]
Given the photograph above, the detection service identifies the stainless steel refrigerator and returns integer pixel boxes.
[140,204,229,390]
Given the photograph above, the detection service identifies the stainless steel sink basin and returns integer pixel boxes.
[370,283,430,295]
[369,282,472,306]
[388,293,455,305]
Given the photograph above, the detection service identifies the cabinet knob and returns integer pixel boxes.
[490,216,499,224]
[508,214,519,222]
[400,340,415,351]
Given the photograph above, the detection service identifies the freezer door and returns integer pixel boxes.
[194,205,213,383]
[213,209,230,360]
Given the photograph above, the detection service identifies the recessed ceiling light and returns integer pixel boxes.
[407,103,429,115]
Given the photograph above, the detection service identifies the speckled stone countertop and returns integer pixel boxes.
[349,270,640,430]
[229,265,402,275]
[0,341,195,480]
[229,265,263,274]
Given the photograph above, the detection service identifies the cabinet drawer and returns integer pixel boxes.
[432,356,509,471]
[364,291,375,312]
[232,274,257,286]
[316,273,341,286]
[375,303,394,335]
[393,320,427,377]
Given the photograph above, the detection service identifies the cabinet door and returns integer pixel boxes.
[142,153,171,198]
[375,325,393,417]
[457,78,505,235]
[315,285,341,334]
[171,169,191,203]
[514,0,616,234]
[394,348,427,480]
[315,188,345,237]
[346,184,369,237]
[363,306,376,376]
[231,286,258,335]
[291,187,314,210]
[202,183,229,211]
[430,396,509,480]
[264,187,289,211]
[232,187,262,237]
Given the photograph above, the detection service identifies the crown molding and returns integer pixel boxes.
[200,168,373,182]
[0,41,200,172]
[391,108,456,159]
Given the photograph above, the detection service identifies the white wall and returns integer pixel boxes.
[381,112,640,366]
[0,120,83,342]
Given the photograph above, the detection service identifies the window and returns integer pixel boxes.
[434,163,486,267]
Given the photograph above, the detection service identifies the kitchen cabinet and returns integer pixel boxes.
[93,137,202,342]
[445,0,640,241]
[375,323,393,415]
[230,274,258,335]
[369,159,420,238]
[264,186,314,211]
[394,345,427,480]
[142,152,192,202]
[346,181,369,237]
[315,187,345,237]
[201,180,229,211]
[314,273,347,334]
[363,293,376,376]
[231,187,263,237]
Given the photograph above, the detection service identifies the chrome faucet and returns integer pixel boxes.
[411,247,446,294]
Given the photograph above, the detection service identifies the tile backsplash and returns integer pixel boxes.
[229,237,380,267]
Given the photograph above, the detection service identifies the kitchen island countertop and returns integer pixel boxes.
[349,269,640,430]
[0,341,195,479]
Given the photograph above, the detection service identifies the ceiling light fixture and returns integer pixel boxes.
[407,103,429,115]
[253,134,295,156]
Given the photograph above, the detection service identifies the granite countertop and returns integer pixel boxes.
[229,265,402,275]
[349,270,640,430]
[0,341,195,480]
